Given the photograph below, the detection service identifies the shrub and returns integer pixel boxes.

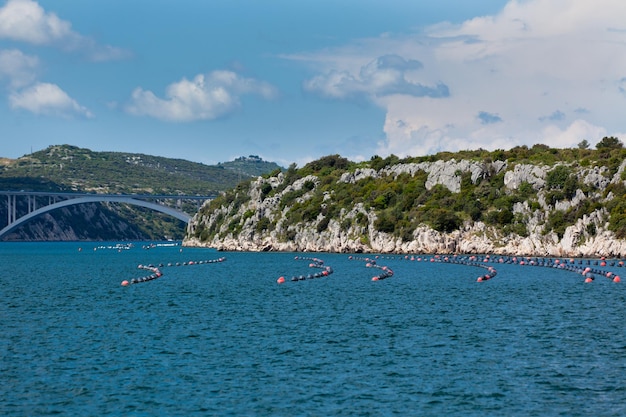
[260,183,273,199]
[317,217,330,233]
[255,216,271,233]
[374,211,396,233]
[431,209,461,233]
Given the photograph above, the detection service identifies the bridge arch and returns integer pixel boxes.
[0,195,192,239]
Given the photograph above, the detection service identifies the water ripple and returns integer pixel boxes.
[1,244,625,416]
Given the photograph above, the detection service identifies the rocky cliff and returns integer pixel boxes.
[184,153,626,257]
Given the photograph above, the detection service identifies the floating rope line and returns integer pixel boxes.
[443,255,622,283]
[490,256,622,283]
[348,255,395,281]
[121,257,227,286]
[435,255,498,282]
[276,256,334,284]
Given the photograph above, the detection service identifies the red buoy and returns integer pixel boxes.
[277,276,285,284]
[121,280,129,286]
[614,276,621,283]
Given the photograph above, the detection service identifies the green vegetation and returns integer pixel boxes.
[192,138,626,246]
[0,145,283,241]
[0,145,282,194]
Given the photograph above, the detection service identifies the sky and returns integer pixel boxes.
[1,0,625,167]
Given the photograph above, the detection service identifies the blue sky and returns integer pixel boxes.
[1,0,625,167]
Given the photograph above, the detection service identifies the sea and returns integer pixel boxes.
[1,241,625,417]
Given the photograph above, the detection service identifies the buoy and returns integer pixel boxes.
[614,276,621,283]
[121,280,129,286]
[584,277,593,283]
[277,276,285,284]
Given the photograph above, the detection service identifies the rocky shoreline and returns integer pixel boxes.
[183,221,626,258]
[184,157,626,258]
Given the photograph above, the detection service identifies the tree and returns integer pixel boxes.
[546,165,572,190]
[577,139,590,149]
[432,209,461,233]
[596,136,623,149]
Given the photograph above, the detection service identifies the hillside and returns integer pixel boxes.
[0,145,283,241]
[184,139,626,257]
[0,145,282,194]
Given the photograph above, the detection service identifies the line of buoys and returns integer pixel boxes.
[480,255,622,283]
[121,257,227,286]
[530,258,620,283]
[348,255,394,281]
[94,243,135,252]
[359,253,622,284]
[430,255,498,282]
[162,257,227,267]
[276,256,334,284]
[436,254,622,284]
[122,264,163,286]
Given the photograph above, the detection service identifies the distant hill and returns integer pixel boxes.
[218,155,283,178]
[0,145,284,241]
[185,141,626,257]
[0,145,283,194]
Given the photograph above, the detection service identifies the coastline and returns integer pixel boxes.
[182,222,626,258]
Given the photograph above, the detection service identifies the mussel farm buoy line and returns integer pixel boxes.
[432,255,498,282]
[121,257,227,286]
[276,256,334,284]
[439,255,622,284]
[348,256,395,281]
[478,256,622,283]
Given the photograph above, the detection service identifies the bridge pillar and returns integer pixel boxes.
[28,195,36,213]
[7,195,16,225]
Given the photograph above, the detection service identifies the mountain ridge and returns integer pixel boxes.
[0,144,283,241]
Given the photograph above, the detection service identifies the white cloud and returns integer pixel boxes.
[0,48,38,88]
[125,70,278,122]
[9,82,93,118]
[539,120,610,149]
[303,54,448,101]
[288,0,626,157]
[0,0,129,61]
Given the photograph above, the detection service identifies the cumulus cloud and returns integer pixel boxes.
[0,0,129,61]
[125,70,278,122]
[9,82,93,118]
[0,48,38,88]
[303,54,448,101]
[540,119,609,149]
[287,0,626,157]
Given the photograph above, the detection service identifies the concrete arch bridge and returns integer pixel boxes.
[0,191,214,240]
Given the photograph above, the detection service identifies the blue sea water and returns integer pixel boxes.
[1,242,625,416]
